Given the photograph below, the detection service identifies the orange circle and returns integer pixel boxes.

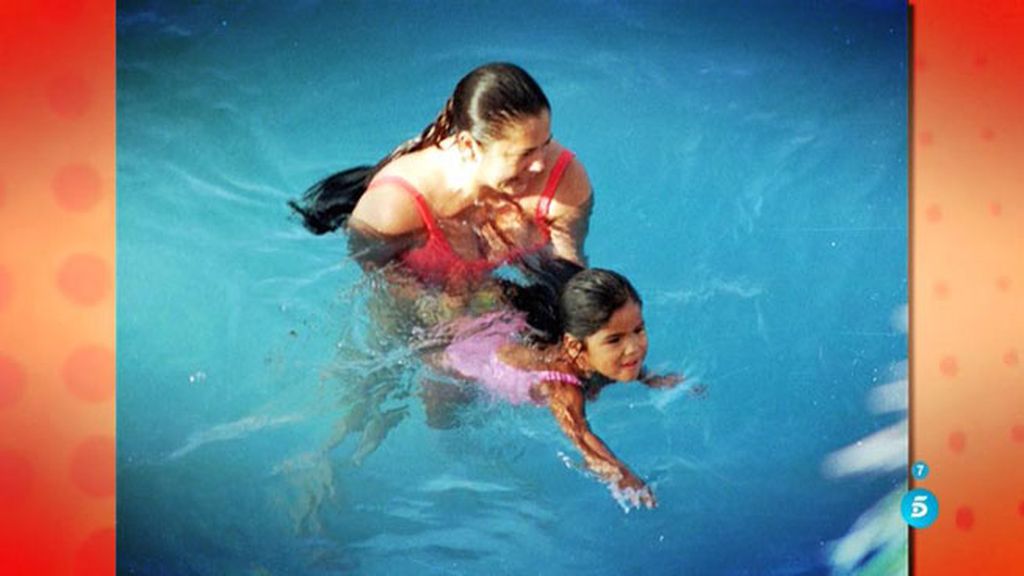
[980,127,995,141]
[1019,501,1024,518]
[939,355,959,378]
[68,436,115,498]
[52,164,102,212]
[925,203,943,223]
[0,264,11,311]
[996,276,1012,292]
[1005,349,1020,367]
[0,449,33,505]
[73,527,115,576]
[56,254,110,306]
[948,430,966,454]
[1012,425,1024,444]
[933,280,950,300]
[955,506,974,530]
[46,73,92,120]
[0,177,5,208]
[63,345,115,403]
[989,201,1002,217]
[919,130,933,146]
[0,354,26,409]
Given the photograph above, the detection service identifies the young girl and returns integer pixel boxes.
[441,267,681,509]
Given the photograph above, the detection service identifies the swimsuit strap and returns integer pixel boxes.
[535,370,583,387]
[534,149,576,226]
[368,175,444,237]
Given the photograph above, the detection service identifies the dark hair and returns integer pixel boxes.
[504,260,641,347]
[287,165,374,235]
[289,62,550,235]
[501,256,583,345]
[559,268,642,340]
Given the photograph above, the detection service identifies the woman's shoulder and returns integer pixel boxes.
[549,142,591,209]
[350,151,446,236]
[349,179,424,236]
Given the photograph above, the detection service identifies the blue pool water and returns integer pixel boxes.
[117,2,908,574]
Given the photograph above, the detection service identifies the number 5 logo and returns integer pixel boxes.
[910,495,929,519]
[902,489,939,528]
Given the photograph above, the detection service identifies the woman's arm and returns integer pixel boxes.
[346,182,425,270]
[543,380,655,508]
[546,159,592,267]
[346,220,418,271]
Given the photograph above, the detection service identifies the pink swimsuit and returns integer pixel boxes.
[367,149,576,284]
[444,311,582,405]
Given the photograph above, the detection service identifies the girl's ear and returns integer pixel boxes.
[562,333,582,354]
[563,334,590,372]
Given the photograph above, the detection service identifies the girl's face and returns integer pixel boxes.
[575,299,648,382]
[467,111,552,196]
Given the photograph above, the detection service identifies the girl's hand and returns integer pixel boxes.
[617,471,657,509]
[641,372,683,389]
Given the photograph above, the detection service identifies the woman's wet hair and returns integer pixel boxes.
[289,62,550,235]
[448,62,551,145]
[287,164,374,235]
[380,62,550,167]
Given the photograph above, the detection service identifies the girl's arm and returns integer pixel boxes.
[543,380,655,508]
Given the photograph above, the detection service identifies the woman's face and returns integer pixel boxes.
[473,110,552,196]
[576,299,648,382]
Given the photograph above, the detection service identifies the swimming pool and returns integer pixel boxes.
[117,2,908,574]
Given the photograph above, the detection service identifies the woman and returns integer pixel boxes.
[289,64,596,478]
[291,62,592,293]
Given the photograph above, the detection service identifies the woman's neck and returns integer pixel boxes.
[432,141,486,213]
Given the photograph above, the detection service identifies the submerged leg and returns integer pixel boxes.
[418,378,479,430]
[351,405,410,466]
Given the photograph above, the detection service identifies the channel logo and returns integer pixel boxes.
[901,488,939,528]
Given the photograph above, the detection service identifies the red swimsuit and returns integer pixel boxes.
[367,149,575,284]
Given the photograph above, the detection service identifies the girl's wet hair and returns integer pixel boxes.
[559,268,642,340]
[289,62,550,234]
[502,259,641,346]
